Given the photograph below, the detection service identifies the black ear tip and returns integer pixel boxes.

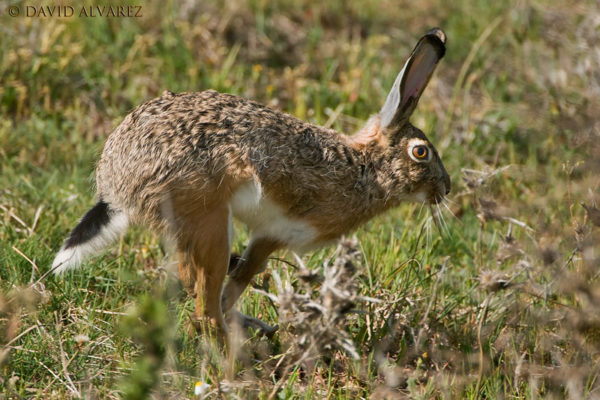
[426,28,447,45]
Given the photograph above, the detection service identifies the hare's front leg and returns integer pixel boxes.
[177,206,231,339]
[222,237,281,311]
[222,237,281,335]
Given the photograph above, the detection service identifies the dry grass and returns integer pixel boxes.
[1,0,599,398]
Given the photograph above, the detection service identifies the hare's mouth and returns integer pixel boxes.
[408,178,449,204]
[429,179,450,204]
[409,191,428,203]
[431,190,448,204]
[407,189,444,205]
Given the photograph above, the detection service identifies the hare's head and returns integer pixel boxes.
[361,28,450,205]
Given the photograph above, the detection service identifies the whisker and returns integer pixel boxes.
[441,200,459,221]
[436,203,446,236]
[417,201,425,219]
[425,216,432,247]
[444,197,458,205]
[438,202,452,237]
[435,201,451,238]
[429,204,445,237]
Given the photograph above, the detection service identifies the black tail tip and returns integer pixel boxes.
[64,200,111,249]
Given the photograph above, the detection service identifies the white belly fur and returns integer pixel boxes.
[230,180,318,252]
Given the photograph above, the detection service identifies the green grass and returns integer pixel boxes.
[1,0,599,398]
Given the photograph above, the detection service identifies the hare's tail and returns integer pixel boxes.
[52,200,129,274]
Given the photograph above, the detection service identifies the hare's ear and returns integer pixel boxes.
[379,28,446,130]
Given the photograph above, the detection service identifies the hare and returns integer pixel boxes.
[52,28,450,339]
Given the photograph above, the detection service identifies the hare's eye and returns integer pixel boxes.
[412,145,429,160]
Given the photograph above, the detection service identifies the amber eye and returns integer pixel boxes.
[412,145,429,160]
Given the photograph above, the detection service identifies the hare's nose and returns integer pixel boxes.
[444,174,451,195]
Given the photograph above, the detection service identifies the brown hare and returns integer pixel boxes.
[53,28,450,340]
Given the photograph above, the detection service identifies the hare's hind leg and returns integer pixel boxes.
[178,254,197,298]
[177,205,231,339]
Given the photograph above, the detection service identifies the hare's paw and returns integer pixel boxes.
[227,309,278,338]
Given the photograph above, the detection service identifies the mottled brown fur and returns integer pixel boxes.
[98,91,447,239]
